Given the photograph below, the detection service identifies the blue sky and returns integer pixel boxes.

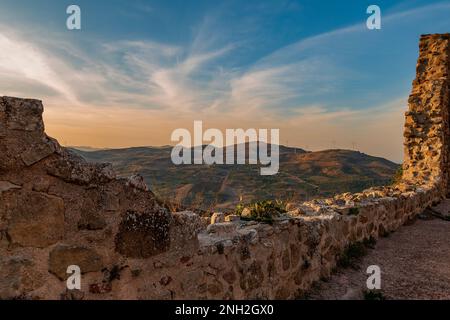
[0,0,449,162]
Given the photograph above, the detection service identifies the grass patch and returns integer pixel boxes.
[236,200,286,224]
[337,242,367,269]
[338,237,377,269]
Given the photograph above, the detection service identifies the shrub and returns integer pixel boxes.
[236,200,286,224]
[338,237,377,269]
[337,242,367,268]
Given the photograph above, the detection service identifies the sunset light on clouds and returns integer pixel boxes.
[1,0,450,162]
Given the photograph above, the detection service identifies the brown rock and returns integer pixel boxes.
[275,286,290,299]
[78,212,107,230]
[282,249,291,271]
[31,177,50,192]
[210,212,225,224]
[170,211,202,251]
[115,209,170,258]
[60,289,85,300]
[222,270,236,284]
[294,268,304,286]
[4,97,44,132]
[239,245,251,261]
[290,243,300,267]
[207,222,236,235]
[49,245,103,280]
[358,214,369,224]
[207,280,223,296]
[180,269,203,293]
[101,191,120,211]
[46,152,115,185]
[239,260,264,291]
[0,255,44,299]
[159,276,172,286]
[224,215,240,222]
[6,191,64,247]
[126,174,148,191]
[0,181,21,193]
[267,254,276,278]
[89,283,112,294]
[21,138,55,166]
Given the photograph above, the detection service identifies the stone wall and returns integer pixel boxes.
[0,34,449,300]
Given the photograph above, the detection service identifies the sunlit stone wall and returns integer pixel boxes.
[0,34,448,300]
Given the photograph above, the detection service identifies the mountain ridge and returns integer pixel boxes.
[73,144,399,211]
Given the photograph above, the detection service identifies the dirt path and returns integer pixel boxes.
[308,214,450,300]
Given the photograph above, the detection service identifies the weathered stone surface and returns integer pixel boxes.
[3,97,44,132]
[0,181,21,193]
[0,255,44,299]
[126,174,148,191]
[225,214,240,222]
[101,191,120,211]
[6,191,64,247]
[282,249,291,271]
[0,34,449,300]
[222,270,236,284]
[206,222,237,235]
[210,212,225,224]
[60,289,85,300]
[237,228,258,244]
[32,176,51,192]
[430,199,450,220]
[77,212,107,230]
[239,260,264,291]
[207,279,223,297]
[49,245,103,280]
[180,269,204,293]
[170,211,203,251]
[46,153,115,185]
[21,138,55,166]
[0,96,171,298]
[115,209,171,258]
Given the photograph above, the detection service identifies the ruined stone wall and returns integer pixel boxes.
[0,34,449,300]
[403,34,450,190]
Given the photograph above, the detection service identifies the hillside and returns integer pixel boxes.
[73,145,399,211]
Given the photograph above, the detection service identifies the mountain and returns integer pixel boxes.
[73,145,399,212]
[68,146,107,152]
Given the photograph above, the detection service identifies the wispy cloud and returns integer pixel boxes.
[0,31,78,103]
[1,1,449,162]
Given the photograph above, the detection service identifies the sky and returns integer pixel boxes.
[0,0,450,162]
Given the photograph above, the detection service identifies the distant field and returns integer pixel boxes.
[73,145,399,212]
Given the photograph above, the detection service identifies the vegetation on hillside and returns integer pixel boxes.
[74,145,400,212]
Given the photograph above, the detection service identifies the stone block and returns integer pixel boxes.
[6,191,65,247]
[49,245,103,280]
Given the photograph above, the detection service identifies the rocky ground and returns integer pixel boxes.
[307,201,450,300]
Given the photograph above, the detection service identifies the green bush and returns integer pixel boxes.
[236,200,286,224]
